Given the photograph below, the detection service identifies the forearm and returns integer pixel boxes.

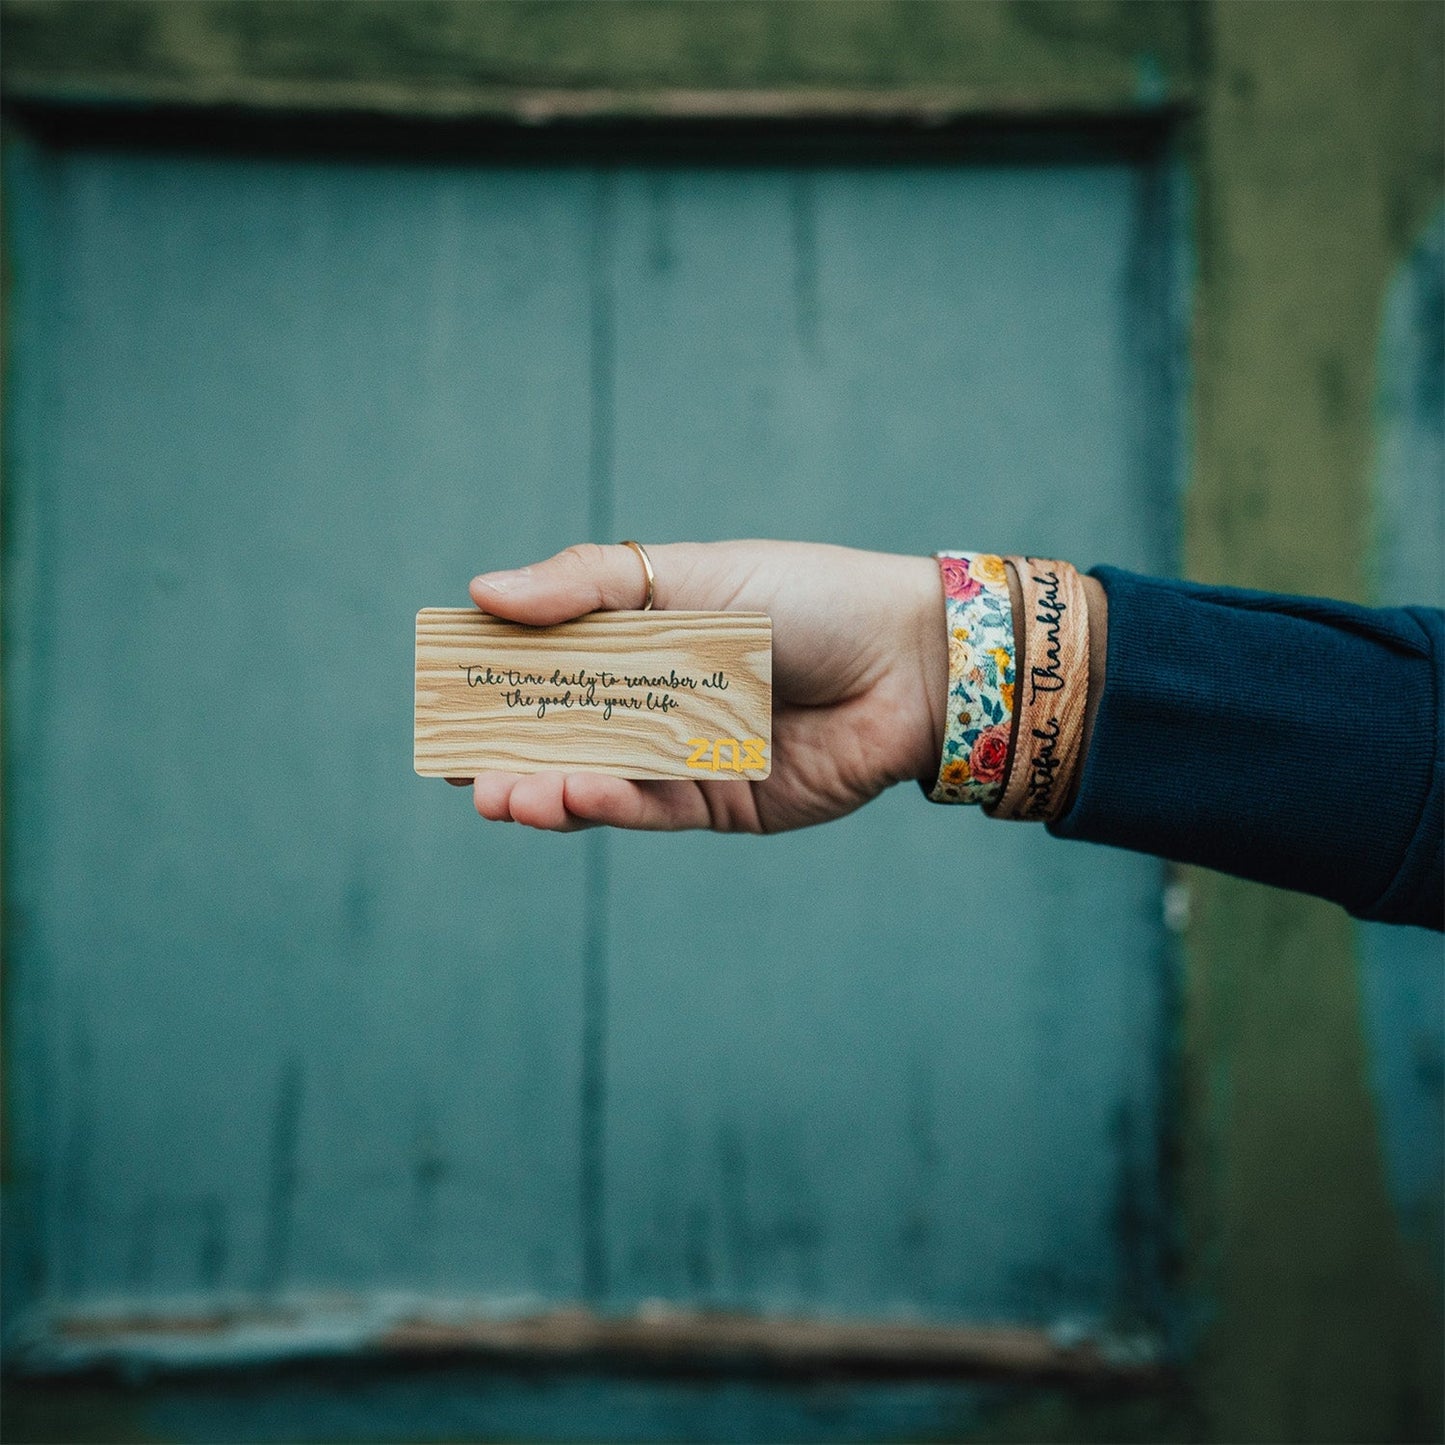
[465,539,1441,927]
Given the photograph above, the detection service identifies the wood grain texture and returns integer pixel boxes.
[415,609,771,779]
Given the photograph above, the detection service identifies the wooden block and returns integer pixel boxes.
[415,609,772,780]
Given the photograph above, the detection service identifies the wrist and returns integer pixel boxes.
[902,554,950,785]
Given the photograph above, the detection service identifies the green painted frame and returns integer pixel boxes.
[2,2,1440,1440]
[1,0,1198,118]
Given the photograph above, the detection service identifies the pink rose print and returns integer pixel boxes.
[940,556,981,602]
[969,723,1011,785]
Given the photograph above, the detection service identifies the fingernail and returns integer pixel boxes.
[472,568,532,595]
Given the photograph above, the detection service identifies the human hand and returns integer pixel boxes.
[458,541,947,833]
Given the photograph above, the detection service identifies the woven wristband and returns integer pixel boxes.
[989,557,1090,823]
[926,552,1017,806]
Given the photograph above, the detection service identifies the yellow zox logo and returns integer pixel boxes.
[685,738,767,773]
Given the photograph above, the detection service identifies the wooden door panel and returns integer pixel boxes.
[6,148,600,1309]
[4,143,1179,1361]
[603,164,1174,1321]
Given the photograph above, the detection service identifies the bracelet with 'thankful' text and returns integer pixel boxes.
[988,556,1091,823]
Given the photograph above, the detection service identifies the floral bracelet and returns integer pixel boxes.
[925,552,1017,806]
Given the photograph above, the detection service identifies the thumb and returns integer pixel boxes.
[470,542,662,624]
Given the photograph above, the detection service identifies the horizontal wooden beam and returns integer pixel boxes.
[1,0,1199,121]
[28,1303,1168,1388]
[0,80,1188,125]
[376,1307,1167,1385]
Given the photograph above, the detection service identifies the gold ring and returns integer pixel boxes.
[620,540,656,611]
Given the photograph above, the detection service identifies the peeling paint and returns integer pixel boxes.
[10,1294,1168,1385]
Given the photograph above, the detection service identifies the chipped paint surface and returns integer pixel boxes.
[11,1296,1165,1383]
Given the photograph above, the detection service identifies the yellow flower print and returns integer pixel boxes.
[989,647,1012,677]
[1001,682,1015,713]
[941,758,971,786]
[973,555,1008,587]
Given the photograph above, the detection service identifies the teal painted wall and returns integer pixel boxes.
[4,137,1184,1438]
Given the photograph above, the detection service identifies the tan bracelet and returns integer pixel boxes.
[989,558,1091,822]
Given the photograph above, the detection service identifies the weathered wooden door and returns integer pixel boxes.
[3,134,1186,1432]
[4,134,1184,1440]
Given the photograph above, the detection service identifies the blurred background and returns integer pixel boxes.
[0,3,1440,1441]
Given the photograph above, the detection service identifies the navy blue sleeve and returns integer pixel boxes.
[1049,567,1444,932]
